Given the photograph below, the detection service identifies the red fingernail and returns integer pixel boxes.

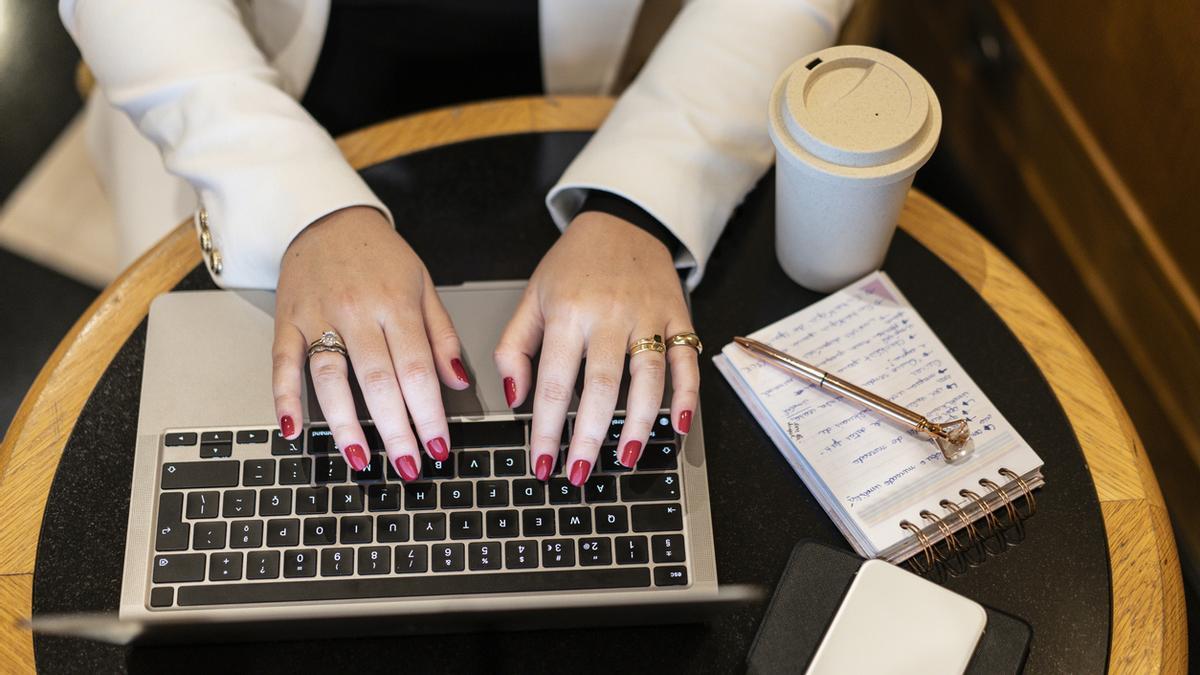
[394,455,420,482]
[569,459,592,487]
[679,410,693,434]
[280,415,295,438]
[503,377,517,408]
[535,454,554,482]
[426,437,449,461]
[344,444,369,471]
[451,358,469,385]
[619,440,643,468]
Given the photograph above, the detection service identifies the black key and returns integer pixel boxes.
[615,536,649,564]
[332,485,365,513]
[548,478,580,504]
[494,449,525,476]
[162,461,238,489]
[164,432,197,447]
[418,454,454,479]
[404,483,437,510]
[542,539,575,567]
[351,453,384,482]
[230,520,263,548]
[283,549,317,578]
[193,522,226,549]
[368,484,401,512]
[152,553,205,583]
[259,488,292,516]
[236,429,269,444]
[247,551,281,579]
[296,486,329,514]
[201,431,233,444]
[604,417,626,445]
[440,482,473,508]
[649,415,676,442]
[486,510,520,538]
[654,566,688,587]
[242,459,275,486]
[631,503,683,532]
[620,473,680,502]
[150,587,174,607]
[584,475,617,503]
[155,493,189,551]
[468,542,503,570]
[512,479,545,506]
[307,427,336,454]
[522,509,555,537]
[360,424,382,451]
[476,480,509,507]
[320,548,355,576]
[340,515,373,544]
[315,456,348,484]
[377,514,410,543]
[278,457,312,485]
[432,543,465,572]
[199,443,232,458]
[266,518,300,547]
[272,429,304,456]
[414,513,447,541]
[448,420,524,448]
[598,446,631,473]
[222,489,256,518]
[652,534,687,563]
[450,512,483,540]
[505,540,539,569]
[559,507,592,535]
[595,505,629,534]
[185,491,219,519]
[579,537,613,566]
[303,517,337,546]
[177,568,653,606]
[637,443,679,471]
[394,545,428,573]
[457,451,490,478]
[358,546,391,575]
[209,552,243,581]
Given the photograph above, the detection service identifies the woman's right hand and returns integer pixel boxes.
[271,206,469,481]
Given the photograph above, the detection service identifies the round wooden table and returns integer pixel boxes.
[0,96,1186,673]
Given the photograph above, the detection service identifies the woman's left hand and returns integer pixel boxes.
[495,211,699,486]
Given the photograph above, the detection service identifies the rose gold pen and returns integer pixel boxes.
[733,336,972,461]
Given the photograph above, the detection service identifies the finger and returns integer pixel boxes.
[494,289,543,410]
[383,314,451,462]
[272,321,307,440]
[565,329,626,486]
[306,340,371,473]
[529,320,582,482]
[422,271,470,391]
[615,329,668,468]
[341,324,421,482]
[665,319,700,435]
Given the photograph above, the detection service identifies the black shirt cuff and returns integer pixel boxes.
[578,190,681,256]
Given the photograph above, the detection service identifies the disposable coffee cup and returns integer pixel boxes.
[768,45,941,291]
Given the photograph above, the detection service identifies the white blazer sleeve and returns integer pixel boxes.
[546,0,852,289]
[60,0,390,289]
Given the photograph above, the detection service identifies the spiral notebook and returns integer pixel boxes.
[713,271,1043,564]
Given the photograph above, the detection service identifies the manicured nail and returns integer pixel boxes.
[344,444,369,471]
[679,410,693,434]
[503,377,517,408]
[569,459,592,487]
[280,415,295,438]
[535,454,554,482]
[451,358,469,385]
[426,437,449,461]
[394,455,420,482]
[619,440,643,468]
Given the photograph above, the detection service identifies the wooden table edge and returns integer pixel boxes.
[0,95,1184,674]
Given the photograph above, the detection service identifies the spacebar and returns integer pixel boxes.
[177,568,651,606]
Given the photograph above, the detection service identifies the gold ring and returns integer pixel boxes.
[307,330,348,358]
[629,335,666,357]
[666,332,703,354]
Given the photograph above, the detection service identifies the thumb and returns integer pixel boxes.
[493,289,544,408]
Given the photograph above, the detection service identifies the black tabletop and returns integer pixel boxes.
[33,132,1110,673]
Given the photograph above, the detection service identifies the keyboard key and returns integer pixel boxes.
[283,549,317,578]
[155,493,189,551]
[620,473,680,502]
[458,451,490,478]
[377,514,410,543]
[548,478,580,504]
[505,540,539,569]
[222,490,256,518]
[654,566,688,587]
[199,443,232,459]
[448,420,524,448]
[360,424,382,451]
[242,459,275,486]
[236,429,269,444]
[209,552,243,581]
[595,505,629,534]
[278,457,312,485]
[193,522,226,549]
[332,485,365,513]
[394,545,428,573]
[440,482,473,508]
[266,519,300,547]
[419,454,455,479]
[631,504,683,532]
[162,461,238,489]
[272,429,304,456]
[414,513,446,541]
[247,551,281,580]
[150,587,174,608]
[358,546,391,575]
[449,512,483,540]
[307,428,336,454]
[433,543,465,572]
[598,445,631,473]
[637,443,678,471]
[185,491,219,519]
[584,475,617,503]
[368,484,401,512]
[522,509,555,537]
[512,479,545,506]
[230,520,263,548]
[404,483,437,510]
[320,548,355,576]
[579,537,613,566]
[649,415,676,443]
[493,449,525,476]
[259,488,292,516]
[604,418,626,445]
[476,480,509,507]
[652,534,687,563]
[164,432,197,447]
[201,431,233,444]
[468,542,503,570]
[303,517,337,546]
[615,536,649,564]
[296,487,329,514]
[315,456,348,484]
[486,510,520,538]
[152,553,206,583]
[542,539,575,567]
[559,507,592,535]
[351,454,384,482]
[340,516,373,544]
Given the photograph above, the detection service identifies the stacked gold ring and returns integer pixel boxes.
[307,330,348,358]
[628,335,666,357]
[666,332,703,354]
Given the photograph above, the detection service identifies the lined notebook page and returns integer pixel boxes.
[715,272,1043,559]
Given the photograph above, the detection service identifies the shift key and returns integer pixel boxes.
[161,461,239,489]
[619,473,680,502]
[152,553,206,583]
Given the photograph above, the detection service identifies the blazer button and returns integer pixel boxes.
[209,249,223,275]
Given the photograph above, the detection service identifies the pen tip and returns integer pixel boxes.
[733,336,751,347]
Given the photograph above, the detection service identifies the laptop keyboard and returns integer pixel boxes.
[148,415,691,609]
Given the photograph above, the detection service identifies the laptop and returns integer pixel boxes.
[107,281,727,643]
